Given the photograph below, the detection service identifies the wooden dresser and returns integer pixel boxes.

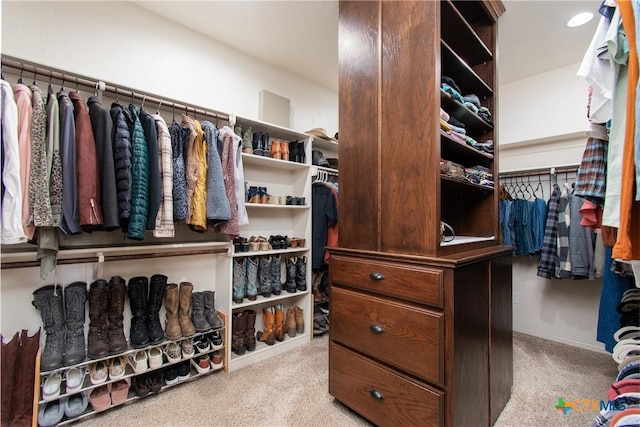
[329,1,512,426]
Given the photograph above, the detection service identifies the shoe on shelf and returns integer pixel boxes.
[42,372,62,401]
[65,367,85,394]
[148,372,162,393]
[38,399,65,427]
[248,236,260,252]
[207,331,224,350]
[63,391,88,418]
[88,384,111,412]
[132,375,150,397]
[89,360,108,385]
[164,366,179,386]
[194,355,210,374]
[110,378,130,406]
[148,346,163,369]
[177,361,191,381]
[210,351,224,370]
[109,356,126,380]
[194,336,210,354]
[165,341,182,364]
[128,350,149,374]
[181,338,195,359]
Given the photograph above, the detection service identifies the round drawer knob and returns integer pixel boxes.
[369,272,385,281]
[369,324,385,334]
[369,389,384,400]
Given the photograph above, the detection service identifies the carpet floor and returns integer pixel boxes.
[78,332,615,426]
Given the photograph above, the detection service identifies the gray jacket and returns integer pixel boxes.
[58,91,81,234]
[201,121,230,224]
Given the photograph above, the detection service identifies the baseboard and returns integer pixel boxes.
[513,327,609,354]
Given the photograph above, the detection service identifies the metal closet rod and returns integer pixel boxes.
[499,165,579,179]
[0,247,229,270]
[1,55,229,121]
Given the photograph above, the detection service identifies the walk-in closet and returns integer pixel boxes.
[1,1,638,426]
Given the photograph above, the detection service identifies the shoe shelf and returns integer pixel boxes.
[310,135,338,153]
[245,203,310,210]
[231,289,311,310]
[39,324,225,377]
[56,354,225,426]
[232,247,310,258]
[241,153,310,170]
[233,115,311,143]
[229,332,310,366]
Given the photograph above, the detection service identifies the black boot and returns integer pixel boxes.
[261,132,270,157]
[244,310,256,352]
[32,285,65,370]
[88,280,109,359]
[285,257,297,293]
[147,274,167,345]
[297,141,306,164]
[107,276,128,354]
[203,291,223,329]
[128,276,150,348]
[191,291,210,332]
[254,131,264,156]
[258,256,272,298]
[296,256,308,291]
[271,255,282,295]
[63,282,87,365]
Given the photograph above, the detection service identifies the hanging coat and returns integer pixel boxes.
[58,90,81,234]
[201,121,230,225]
[169,122,188,222]
[110,103,132,227]
[29,85,54,227]
[125,104,149,240]
[153,114,174,237]
[139,108,161,230]
[14,83,36,239]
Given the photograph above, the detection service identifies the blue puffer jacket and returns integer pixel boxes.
[125,104,149,240]
[170,122,188,222]
[110,103,132,226]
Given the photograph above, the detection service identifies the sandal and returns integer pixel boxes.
[109,356,126,380]
[89,360,108,385]
[88,384,111,412]
[249,236,260,252]
[110,378,130,406]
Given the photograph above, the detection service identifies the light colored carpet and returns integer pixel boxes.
[79,332,616,426]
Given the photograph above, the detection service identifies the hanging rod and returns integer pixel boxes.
[1,55,229,121]
[0,247,229,270]
[499,165,579,179]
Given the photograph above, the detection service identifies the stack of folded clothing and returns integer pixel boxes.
[464,165,494,187]
[477,106,493,126]
[440,75,494,126]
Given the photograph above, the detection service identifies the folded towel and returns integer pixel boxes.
[440,108,450,122]
[447,116,465,128]
[441,83,464,103]
[463,102,479,113]
[440,120,452,132]
[448,124,466,135]
[462,94,481,108]
[441,76,461,94]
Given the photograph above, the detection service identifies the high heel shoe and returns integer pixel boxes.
[258,187,270,204]
[247,186,261,204]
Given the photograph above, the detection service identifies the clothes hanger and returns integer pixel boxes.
[172,103,176,123]
[75,77,79,93]
[141,94,146,109]
[115,87,119,103]
[534,175,544,199]
[18,68,24,84]
[156,99,162,115]
[32,70,37,86]
[94,82,99,97]
[48,72,54,95]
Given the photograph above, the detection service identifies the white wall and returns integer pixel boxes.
[0,1,338,135]
[498,64,606,353]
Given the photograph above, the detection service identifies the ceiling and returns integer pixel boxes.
[134,0,601,92]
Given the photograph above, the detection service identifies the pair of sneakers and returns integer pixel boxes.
[132,372,162,397]
[165,338,195,364]
[38,392,89,426]
[42,366,85,402]
[164,361,191,385]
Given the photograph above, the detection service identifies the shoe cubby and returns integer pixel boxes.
[228,115,313,372]
[39,312,226,426]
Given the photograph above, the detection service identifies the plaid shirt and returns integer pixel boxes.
[537,184,561,278]
[575,136,608,206]
[153,115,174,237]
[556,189,572,278]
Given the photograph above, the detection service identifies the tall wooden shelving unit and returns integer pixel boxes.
[328,1,513,426]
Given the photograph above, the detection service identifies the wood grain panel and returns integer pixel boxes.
[379,0,440,256]
[490,255,513,424]
[331,253,444,308]
[452,261,490,427]
[332,287,444,386]
[329,342,443,427]
[338,0,380,251]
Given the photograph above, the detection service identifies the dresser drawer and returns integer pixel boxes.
[330,342,443,427]
[332,286,443,386]
[331,254,444,308]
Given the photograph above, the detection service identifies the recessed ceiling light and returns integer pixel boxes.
[567,12,594,28]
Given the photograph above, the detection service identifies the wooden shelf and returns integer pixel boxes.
[441,0,492,67]
[241,153,310,170]
[234,115,310,141]
[440,130,493,166]
[441,41,493,97]
[232,247,310,258]
[440,90,493,135]
[441,175,495,192]
[231,289,310,310]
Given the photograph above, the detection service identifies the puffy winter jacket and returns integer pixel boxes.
[110,103,132,226]
[139,108,161,230]
[190,118,207,231]
[201,121,230,225]
[125,104,149,240]
[170,122,188,222]
[181,114,198,223]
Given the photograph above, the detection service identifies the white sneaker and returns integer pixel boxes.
[65,367,84,394]
[42,372,62,401]
[148,346,163,369]
[181,338,195,360]
[128,350,148,374]
[165,342,182,364]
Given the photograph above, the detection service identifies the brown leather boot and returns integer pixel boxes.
[274,305,285,342]
[1,332,19,425]
[107,276,128,354]
[164,283,181,340]
[232,311,247,355]
[294,306,305,333]
[11,329,40,426]
[256,307,276,345]
[285,307,297,338]
[244,310,256,352]
[178,282,196,337]
[88,280,110,358]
